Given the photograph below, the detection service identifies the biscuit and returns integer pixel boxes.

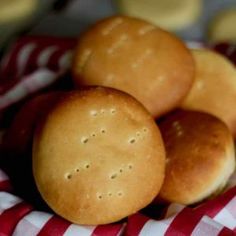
[72,16,195,118]
[116,0,202,31]
[158,110,235,205]
[0,0,37,23]
[208,8,236,43]
[181,49,236,137]
[33,87,165,225]
[3,92,62,155]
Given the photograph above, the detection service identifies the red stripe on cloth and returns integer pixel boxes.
[37,215,71,236]
[164,208,202,236]
[22,45,48,76]
[124,213,150,236]
[218,227,236,236]
[0,180,12,192]
[0,78,20,96]
[0,39,27,80]
[22,36,76,50]
[195,187,236,218]
[0,40,34,95]
[92,223,124,236]
[0,202,33,235]
[0,36,76,95]
[47,49,68,72]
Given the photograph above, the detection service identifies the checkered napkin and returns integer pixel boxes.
[0,37,236,236]
[0,36,76,111]
[0,170,125,236]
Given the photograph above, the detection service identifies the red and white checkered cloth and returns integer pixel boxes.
[0,36,76,110]
[0,168,236,236]
[0,37,236,235]
[0,169,125,236]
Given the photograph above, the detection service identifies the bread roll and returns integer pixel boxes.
[116,0,202,31]
[72,16,195,118]
[181,49,236,137]
[208,8,236,43]
[33,87,165,225]
[0,0,37,23]
[3,92,62,155]
[158,110,235,205]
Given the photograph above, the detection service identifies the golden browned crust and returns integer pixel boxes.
[181,49,236,137]
[33,87,165,225]
[72,15,195,118]
[158,110,235,205]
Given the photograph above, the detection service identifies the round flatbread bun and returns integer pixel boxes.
[72,16,195,118]
[116,0,202,31]
[158,110,235,205]
[33,87,165,225]
[181,49,236,137]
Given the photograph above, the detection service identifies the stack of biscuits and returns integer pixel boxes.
[3,16,236,225]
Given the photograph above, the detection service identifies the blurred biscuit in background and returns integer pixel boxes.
[0,0,37,23]
[208,8,236,43]
[181,49,236,137]
[2,92,62,156]
[116,0,202,31]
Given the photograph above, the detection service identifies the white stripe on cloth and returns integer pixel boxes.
[191,216,224,236]
[17,43,36,78]
[213,196,236,230]
[225,172,236,191]
[0,192,22,214]
[59,51,73,70]
[0,69,57,110]
[117,223,127,236]
[64,224,96,236]
[37,46,58,67]
[12,211,53,236]
[165,203,185,218]
[139,217,175,236]
[22,68,57,91]
[0,169,9,182]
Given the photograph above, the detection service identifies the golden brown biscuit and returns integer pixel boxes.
[3,92,62,155]
[33,87,165,225]
[181,49,236,137]
[72,16,195,118]
[158,110,235,205]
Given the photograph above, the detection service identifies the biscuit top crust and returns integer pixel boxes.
[73,16,194,118]
[159,110,235,204]
[33,87,165,225]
